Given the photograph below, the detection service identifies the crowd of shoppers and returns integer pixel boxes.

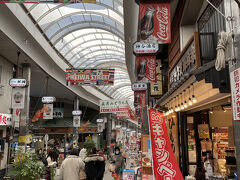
[36,146,125,180]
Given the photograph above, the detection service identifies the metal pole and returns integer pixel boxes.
[19,63,31,137]
[107,114,112,155]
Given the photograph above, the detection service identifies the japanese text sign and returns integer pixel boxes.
[133,42,159,54]
[132,83,147,91]
[148,109,183,180]
[100,99,129,113]
[140,3,171,44]
[230,68,240,121]
[9,78,27,87]
[0,113,12,126]
[12,88,25,109]
[66,69,114,86]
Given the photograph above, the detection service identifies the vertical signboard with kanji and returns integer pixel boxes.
[12,88,25,109]
[148,109,183,180]
[150,59,162,96]
[230,68,240,120]
[43,104,53,120]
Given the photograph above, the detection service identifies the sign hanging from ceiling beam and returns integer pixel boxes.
[66,69,115,86]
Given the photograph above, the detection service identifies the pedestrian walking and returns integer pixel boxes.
[85,147,105,180]
[110,147,125,180]
[59,148,86,180]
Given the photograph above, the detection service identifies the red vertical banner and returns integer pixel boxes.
[148,109,184,180]
[140,2,171,44]
[136,56,157,82]
[134,91,147,108]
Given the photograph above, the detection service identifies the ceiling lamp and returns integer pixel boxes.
[184,90,188,108]
[180,93,185,110]
[192,83,197,103]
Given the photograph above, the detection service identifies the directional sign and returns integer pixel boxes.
[132,83,147,91]
[133,42,159,55]
[9,78,27,87]
[42,96,56,103]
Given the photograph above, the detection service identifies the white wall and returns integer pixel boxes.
[180,25,196,50]
[0,56,13,114]
[0,57,13,169]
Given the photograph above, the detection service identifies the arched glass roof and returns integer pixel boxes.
[24,0,133,107]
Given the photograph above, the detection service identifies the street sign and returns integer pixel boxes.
[72,110,82,116]
[96,119,104,123]
[9,78,27,87]
[132,83,147,91]
[42,96,56,103]
[133,42,159,55]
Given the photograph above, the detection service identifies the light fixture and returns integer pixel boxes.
[177,95,181,111]
[174,97,178,112]
[209,108,213,114]
[222,106,226,112]
[184,90,188,108]
[192,83,197,103]
[180,93,185,110]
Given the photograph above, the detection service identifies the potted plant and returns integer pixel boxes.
[7,149,45,180]
[83,140,96,155]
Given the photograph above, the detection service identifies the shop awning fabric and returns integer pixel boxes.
[22,1,134,107]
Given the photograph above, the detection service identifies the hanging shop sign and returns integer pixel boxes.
[42,96,56,104]
[12,109,20,128]
[148,109,184,180]
[73,116,81,127]
[150,59,163,96]
[116,112,129,120]
[66,69,115,86]
[9,78,27,87]
[97,123,104,132]
[43,104,53,119]
[133,42,159,55]
[0,113,12,126]
[136,56,156,82]
[134,91,146,108]
[132,83,147,91]
[230,67,240,121]
[122,169,135,180]
[140,2,171,44]
[169,36,200,88]
[12,87,25,109]
[100,99,129,113]
[96,119,104,123]
[18,134,32,144]
[72,110,82,116]
[53,108,64,118]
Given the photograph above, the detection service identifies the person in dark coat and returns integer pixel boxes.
[85,147,105,180]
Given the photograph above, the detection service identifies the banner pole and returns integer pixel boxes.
[147,107,155,180]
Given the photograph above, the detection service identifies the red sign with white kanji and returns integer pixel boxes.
[230,68,240,121]
[148,109,183,180]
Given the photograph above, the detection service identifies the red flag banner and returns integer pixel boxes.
[136,56,156,82]
[148,109,184,180]
[140,2,171,44]
[134,91,147,108]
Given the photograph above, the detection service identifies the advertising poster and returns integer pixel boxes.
[148,109,184,180]
[73,116,81,127]
[0,113,12,126]
[140,2,171,44]
[136,56,156,82]
[116,112,129,120]
[53,108,64,118]
[43,104,53,120]
[230,68,240,121]
[134,91,146,108]
[198,124,210,139]
[150,59,163,96]
[12,88,25,109]
[122,169,135,180]
[66,69,114,86]
[100,99,129,113]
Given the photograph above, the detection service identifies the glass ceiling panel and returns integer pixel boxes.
[23,1,133,104]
